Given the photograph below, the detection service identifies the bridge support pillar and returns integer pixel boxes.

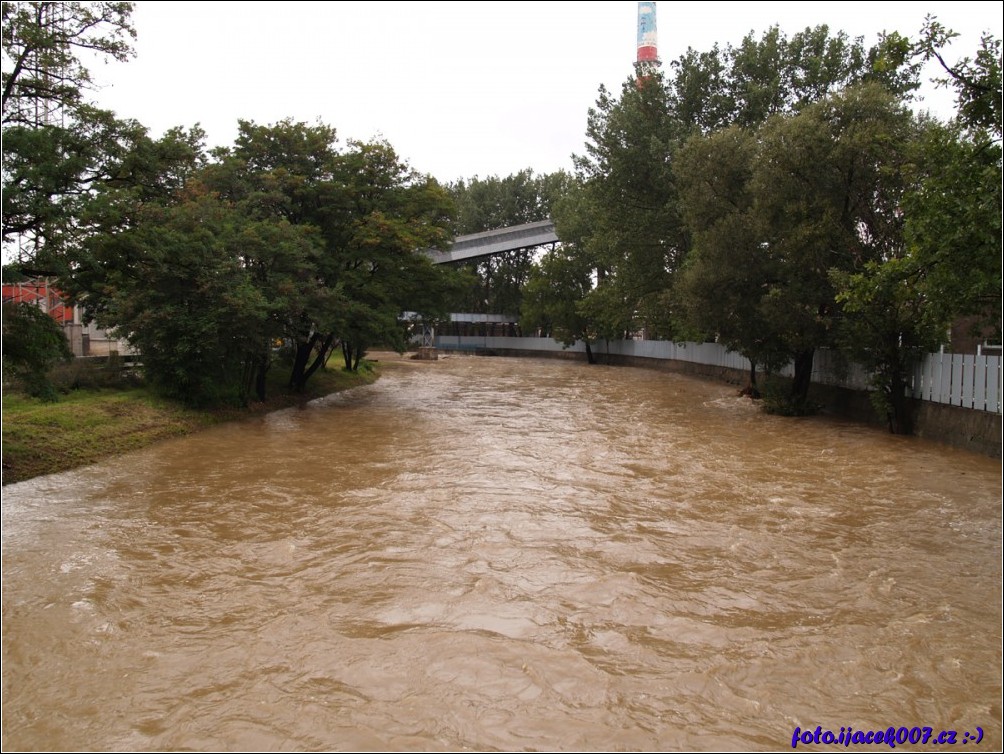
[414,324,437,360]
[420,323,435,348]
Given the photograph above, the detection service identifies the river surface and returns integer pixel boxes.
[3,354,1001,751]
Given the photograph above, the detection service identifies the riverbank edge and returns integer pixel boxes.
[457,346,1003,458]
[1,362,382,486]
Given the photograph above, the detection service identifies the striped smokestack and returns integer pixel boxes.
[636,1,660,69]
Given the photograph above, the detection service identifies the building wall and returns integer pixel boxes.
[3,280,133,358]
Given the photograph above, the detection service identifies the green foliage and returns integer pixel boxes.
[546,25,920,353]
[72,119,458,401]
[448,169,569,234]
[832,256,947,433]
[78,191,296,407]
[670,20,1001,433]
[760,378,820,417]
[572,73,689,338]
[2,300,72,400]
[521,180,621,355]
[672,82,927,414]
[827,25,1003,432]
[755,84,923,403]
[899,21,1003,347]
[48,352,141,392]
[521,244,594,347]
[901,123,1002,340]
[914,17,1002,139]
[2,1,137,268]
[668,24,922,133]
[673,126,788,379]
[1,1,135,117]
[332,138,456,367]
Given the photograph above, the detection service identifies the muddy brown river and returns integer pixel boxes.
[2,354,1001,751]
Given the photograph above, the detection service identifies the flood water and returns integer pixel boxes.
[2,354,1001,751]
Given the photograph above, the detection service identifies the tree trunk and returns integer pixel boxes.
[299,333,335,387]
[741,360,760,398]
[791,348,815,409]
[584,341,596,365]
[254,354,269,402]
[290,333,320,392]
[290,332,336,392]
[238,358,255,408]
[885,369,913,435]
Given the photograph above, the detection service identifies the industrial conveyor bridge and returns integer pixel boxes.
[425,219,557,265]
[409,219,560,352]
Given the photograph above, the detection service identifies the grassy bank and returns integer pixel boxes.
[2,362,380,485]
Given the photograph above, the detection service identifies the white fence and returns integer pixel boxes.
[912,351,1002,413]
[434,336,1002,414]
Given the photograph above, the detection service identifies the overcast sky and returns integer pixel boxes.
[86,1,1002,184]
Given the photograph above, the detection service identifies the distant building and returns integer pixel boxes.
[2,279,132,357]
[949,315,1002,355]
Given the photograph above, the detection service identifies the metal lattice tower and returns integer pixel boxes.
[5,2,69,273]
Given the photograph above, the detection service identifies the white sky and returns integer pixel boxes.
[85,1,1002,184]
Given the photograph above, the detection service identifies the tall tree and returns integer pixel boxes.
[750,84,920,411]
[71,119,457,405]
[2,1,137,269]
[673,84,925,416]
[205,119,347,391]
[828,24,1002,432]
[905,21,1002,341]
[527,24,922,362]
[673,126,788,393]
[1,1,134,120]
[571,72,689,339]
[75,188,320,407]
[332,139,455,371]
[521,180,605,361]
[205,121,457,386]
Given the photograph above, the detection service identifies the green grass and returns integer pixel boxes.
[2,361,380,485]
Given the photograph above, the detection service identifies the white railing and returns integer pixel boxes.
[434,336,1003,414]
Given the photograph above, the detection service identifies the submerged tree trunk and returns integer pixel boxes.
[790,348,815,411]
[740,360,760,399]
[884,367,914,435]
